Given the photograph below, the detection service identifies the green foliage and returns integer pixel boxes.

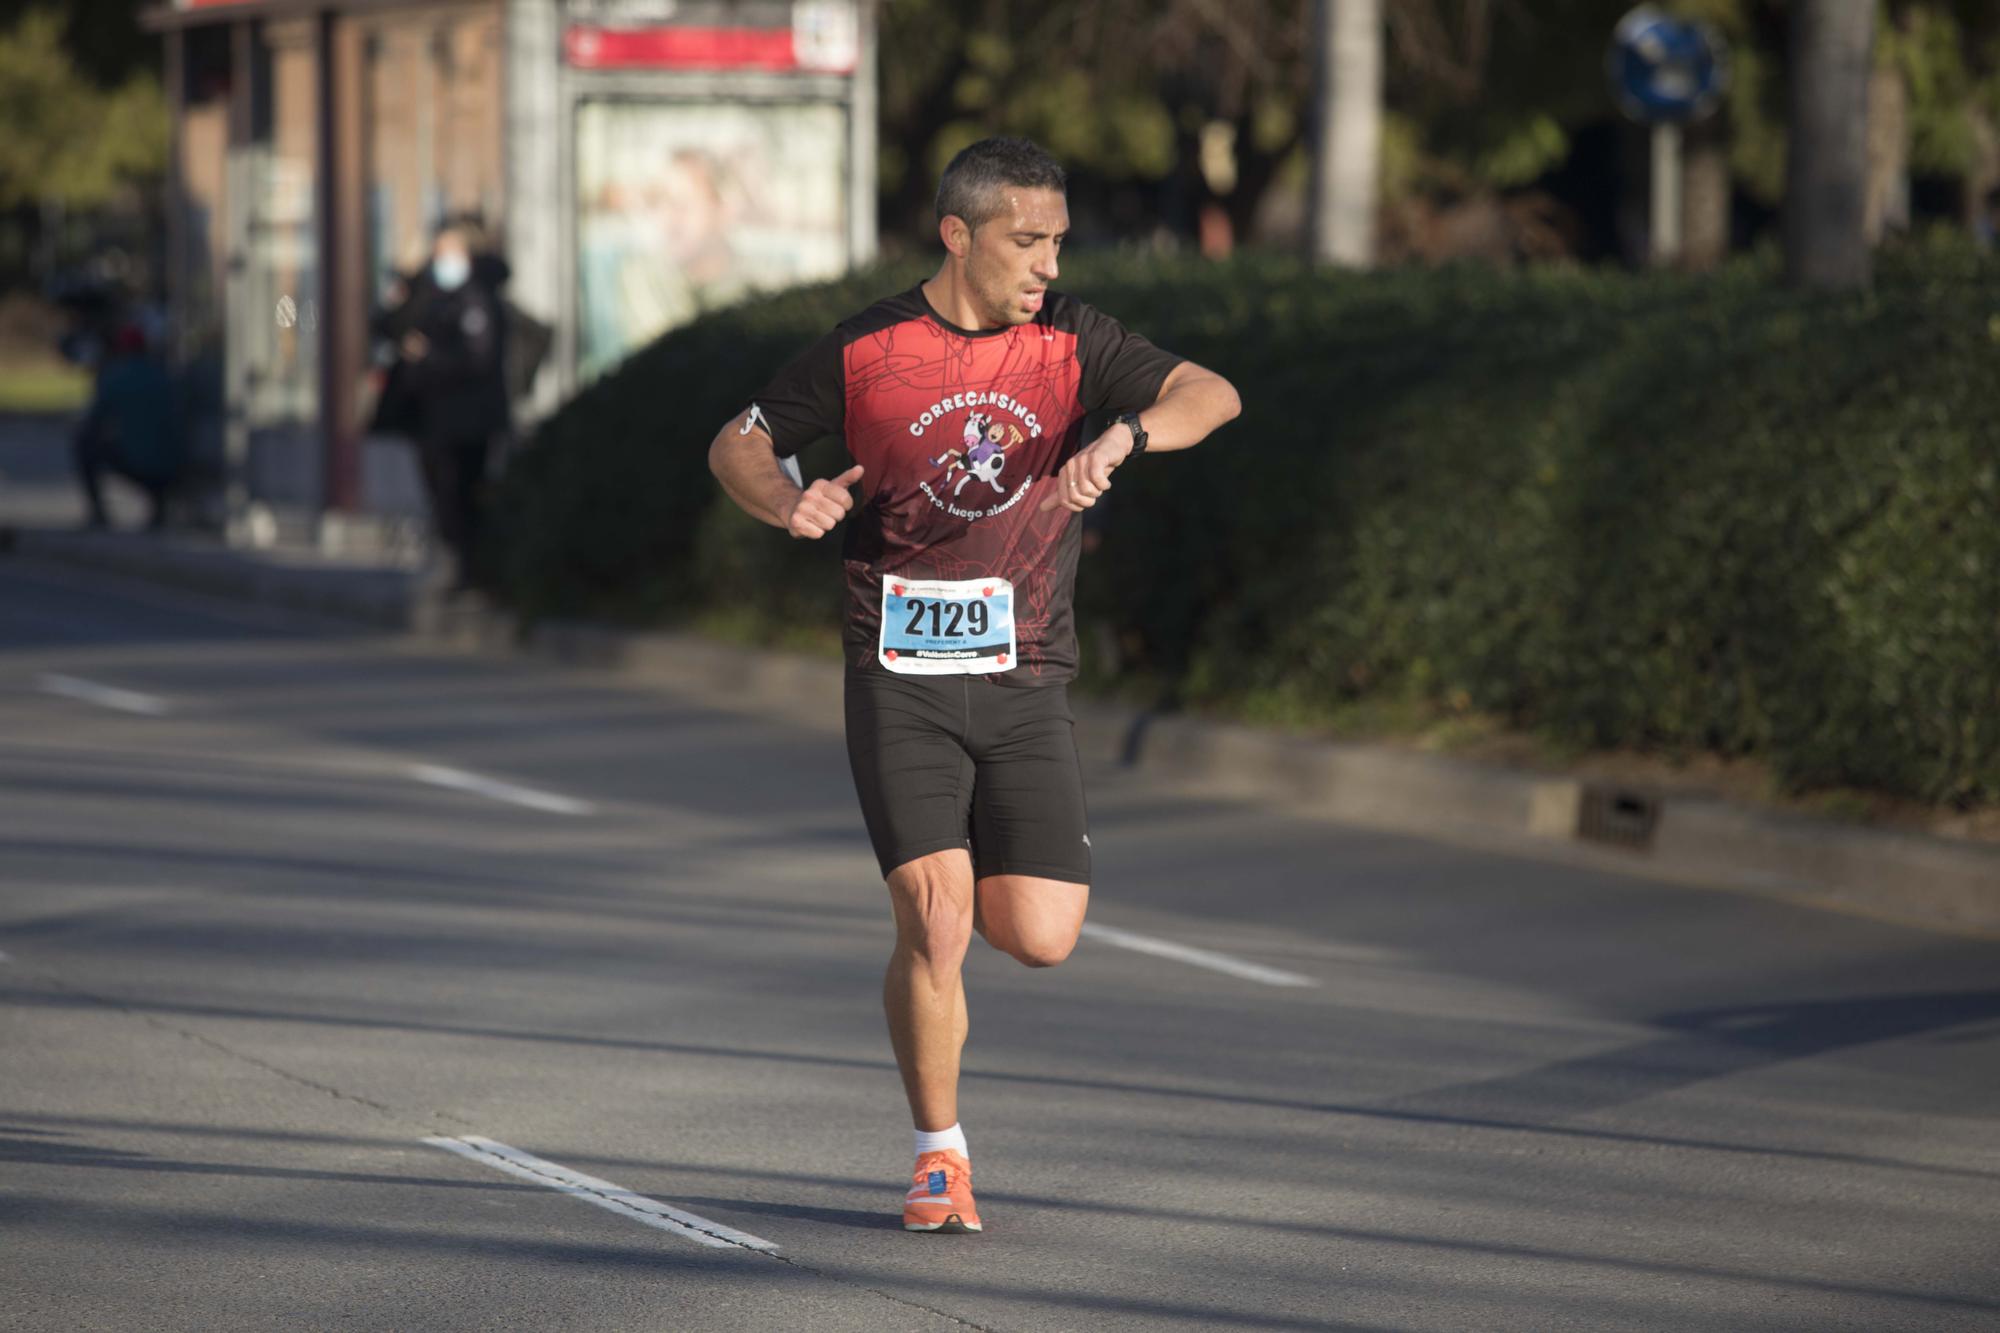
[1715,0,2000,205]
[1384,0,1628,197]
[871,2,2000,248]
[490,246,2000,808]
[1722,32,1789,207]
[882,2,1193,195]
[0,8,166,209]
[873,1,1311,238]
[0,361,89,411]
[1889,3,1992,177]
[29,0,160,87]
[1475,115,1570,189]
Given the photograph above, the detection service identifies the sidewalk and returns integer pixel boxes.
[7,508,1997,936]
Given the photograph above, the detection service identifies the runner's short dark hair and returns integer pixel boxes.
[935,138,1066,231]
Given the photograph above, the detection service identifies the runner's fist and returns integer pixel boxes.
[1039,428,1132,513]
[786,464,865,539]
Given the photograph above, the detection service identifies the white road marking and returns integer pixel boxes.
[1079,922,1317,988]
[408,764,596,816]
[36,673,170,716]
[423,1135,778,1252]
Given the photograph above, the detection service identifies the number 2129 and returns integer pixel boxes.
[903,598,990,640]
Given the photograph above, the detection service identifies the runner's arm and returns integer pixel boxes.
[1116,360,1240,455]
[707,411,863,539]
[1042,361,1240,512]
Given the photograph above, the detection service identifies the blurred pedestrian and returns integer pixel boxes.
[73,323,181,532]
[372,218,511,589]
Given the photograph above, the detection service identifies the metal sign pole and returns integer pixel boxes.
[1651,121,1682,267]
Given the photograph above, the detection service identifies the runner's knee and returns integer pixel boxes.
[887,854,975,966]
[1006,934,1075,968]
[909,912,973,969]
[990,917,1080,968]
[975,874,1088,968]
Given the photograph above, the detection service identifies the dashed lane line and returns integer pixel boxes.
[407,764,597,816]
[423,1135,779,1252]
[36,673,171,716]
[1079,921,1316,988]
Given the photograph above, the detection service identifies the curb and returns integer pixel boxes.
[16,525,1999,934]
[16,528,413,629]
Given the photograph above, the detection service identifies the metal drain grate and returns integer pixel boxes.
[1578,784,1660,850]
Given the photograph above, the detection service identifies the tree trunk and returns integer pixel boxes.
[1682,114,1730,271]
[1783,0,1875,290]
[1963,104,1998,238]
[1309,0,1381,267]
[1864,58,1908,244]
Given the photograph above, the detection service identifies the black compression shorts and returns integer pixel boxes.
[843,669,1091,884]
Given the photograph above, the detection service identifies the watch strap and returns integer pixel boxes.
[1117,410,1148,455]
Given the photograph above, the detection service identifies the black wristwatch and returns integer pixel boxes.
[1116,410,1148,456]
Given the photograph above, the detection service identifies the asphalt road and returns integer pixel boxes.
[3,556,1997,1333]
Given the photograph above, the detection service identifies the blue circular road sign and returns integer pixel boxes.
[1608,6,1729,124]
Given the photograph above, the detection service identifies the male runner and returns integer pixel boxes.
[707,137,1239,1233]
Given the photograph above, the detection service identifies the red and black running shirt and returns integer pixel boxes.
[751,285,1183,684]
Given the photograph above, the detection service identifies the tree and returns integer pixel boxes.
[873,0,2000,263]
[1375,0,1639,262]
[1783,0,1876,287]
[874,1,1311,248]
[0,7,166,211]
[1884,1,2000,233]
[1310,0,1382,266]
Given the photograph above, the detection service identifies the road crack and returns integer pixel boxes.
[17,961,475,1131]
[19,962,991,1329]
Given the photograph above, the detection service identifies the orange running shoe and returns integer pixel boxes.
[903,1149,982,1233]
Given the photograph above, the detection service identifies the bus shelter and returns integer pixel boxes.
[144,0,876,544]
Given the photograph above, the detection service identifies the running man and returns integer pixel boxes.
[707,137,1240,1233]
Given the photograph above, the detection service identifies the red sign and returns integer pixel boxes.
[565,24,854,74]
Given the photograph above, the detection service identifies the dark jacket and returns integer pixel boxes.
[376,256,512,446]
[83,353,182,482]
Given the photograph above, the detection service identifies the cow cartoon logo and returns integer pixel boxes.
[930,411,1020,499]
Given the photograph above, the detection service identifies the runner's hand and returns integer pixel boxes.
[786,464,865,539]
[1039,427,1134,513]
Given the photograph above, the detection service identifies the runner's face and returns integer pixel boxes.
[965,187,1067,327]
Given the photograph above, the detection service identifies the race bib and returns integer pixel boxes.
[879,576,1017,675]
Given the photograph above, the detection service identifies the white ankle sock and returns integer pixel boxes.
[914,1123,967,1158]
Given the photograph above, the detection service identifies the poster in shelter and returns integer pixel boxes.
[576,100,848,378]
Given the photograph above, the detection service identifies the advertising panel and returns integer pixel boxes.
[575,99,847,378]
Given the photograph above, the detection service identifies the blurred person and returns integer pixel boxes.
[707,137,1240,1234]
[373,219,511,589]
[73,323,181,532]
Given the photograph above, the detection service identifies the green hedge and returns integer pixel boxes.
[491,244,2000,806]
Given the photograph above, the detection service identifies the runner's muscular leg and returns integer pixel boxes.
[884,848,975,1131]
[975,875,1089,967]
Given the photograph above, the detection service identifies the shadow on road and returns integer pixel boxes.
[7,985,1996,1185]
[1388,990,2000,1120]
[0,1125,532,1193]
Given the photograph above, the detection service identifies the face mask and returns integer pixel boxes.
[433,253,470,291]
